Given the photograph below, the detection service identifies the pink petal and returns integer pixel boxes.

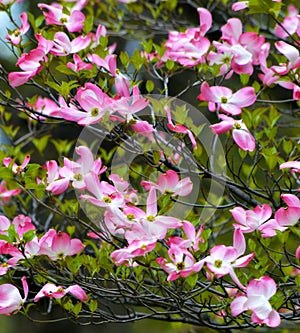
[230,87,256,108]
[197,8,212,36]
[247,276,277,299]
[65,285,88,301]
[230,295,248,316]
[281,193,300,207]
[233,227,246,256]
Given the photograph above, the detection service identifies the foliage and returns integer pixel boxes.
[0,0,299,331]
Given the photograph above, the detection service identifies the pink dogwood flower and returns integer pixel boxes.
[8,34,53,87]
[60,145,107,190]
[211,18,267,76]
[38,229,84,260]
[123,188,182,243]
[34,283,87,302]
[50,32,91,56]
[28,96,61,120]
[111,239,157,266]
[12,214,35,238]
[3,155,30,174]
[271,41,300,100]
[274,5,300,38]
[81,173,125,210]
[38,3,85,32]
[0,181,21,201]
[157,244,204,281]
[210,114,255,151]
[272,41,300,76]
[230,276,281,327]
[280,161,300,173]
[5,237,40,266]
[199,82,256,115]
[45,160,70,195]
[67,54,93,72]
[162,8,211,66]
[0,276,28,315]
[230,204,285,237]
[176,221,204,251]
[231,1,249,11]
[204,228,254,289]
[6,12,30,45]
[88,54,131,97]
[280,161,300,191]
[61,83,113,125]
[275,194,300,227]
[141,169,193,197]
[164,106,197,149]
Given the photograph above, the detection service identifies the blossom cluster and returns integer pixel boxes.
[0,0,299,330]
[0,214,86,315]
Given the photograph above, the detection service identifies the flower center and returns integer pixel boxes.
[13,29,21,37]
[73,173,83,181]
[214,259,223,268]
[60,17,68,24]
[221,97,228,103]
[91,107,100,117]
[234,122,241,129]
[147,215,155,222]
[126,213,135,220]
[103,196,112,203]
[176,262,185,270]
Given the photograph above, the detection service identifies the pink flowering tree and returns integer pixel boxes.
[0,0,299,331]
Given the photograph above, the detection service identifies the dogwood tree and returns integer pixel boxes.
[0,0,299,331]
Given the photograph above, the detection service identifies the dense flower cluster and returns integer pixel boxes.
[0,0,299,330]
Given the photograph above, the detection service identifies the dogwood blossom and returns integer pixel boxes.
[230,204,285,237]
[199,82,256,115]
[204,228,254,289]
[230,276,280,327]
[164,106,197,149]
[210,114,255,151]
[275,194,300,227]
[210,18,267,76]
[0,276,28,315]
[141,170,193,197]
[162,8,211,66]
[38,3,85,32]
[38,229,84,260]
[6,12,29,45]
[157,244,204,281]
[8,34,53,87]
[3,155,30,174]
[34,283,87,302]
[274,5,300,38]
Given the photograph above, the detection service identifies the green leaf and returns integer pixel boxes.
[32,135,50,155]
[84,14,94,33]
[282,139,293,155]
[166,59,174,71]
[119,51,130,68]
[146,80,154,93]
[56,64,77,76]
[22,230,35,243]
[240,74,250,86]
[248,238,256,252]
[89,299,98,313]
[185,273,198,288]
[73,302,82,316]
[67,225,76,237]
[131,48,144,70]
[248,0,282,17]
